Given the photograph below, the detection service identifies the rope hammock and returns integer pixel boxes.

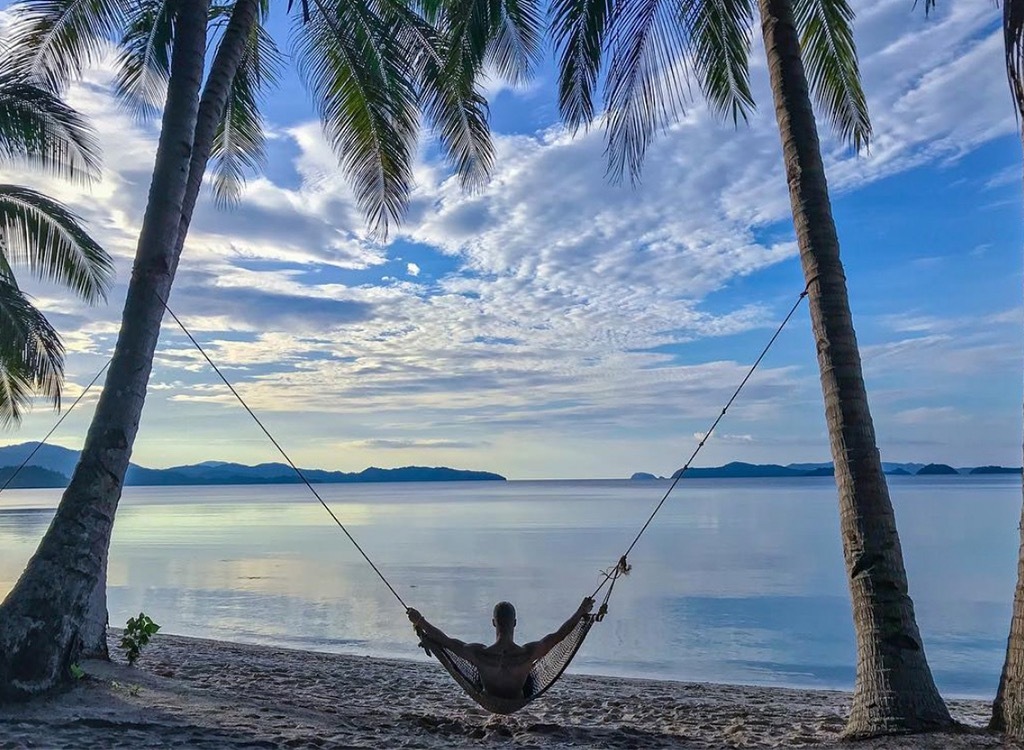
[4,289,808,713]
[419,601,600,715]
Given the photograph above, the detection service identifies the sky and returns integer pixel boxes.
[0,0,1020,479]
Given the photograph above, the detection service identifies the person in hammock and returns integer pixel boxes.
[407,597,594,700]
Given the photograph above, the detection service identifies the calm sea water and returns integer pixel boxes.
[0,476,1018,698]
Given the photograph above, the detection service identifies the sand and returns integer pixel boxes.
[0,632,1013,749]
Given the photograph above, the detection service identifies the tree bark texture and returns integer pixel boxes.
[757,0,952,737]
[989,2,1024,735]
[991,236,1024,731]
[78,0,261,655]
[0,0,210,700]
[991,456,1024,736]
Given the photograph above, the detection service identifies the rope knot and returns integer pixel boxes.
[616,555,631,576]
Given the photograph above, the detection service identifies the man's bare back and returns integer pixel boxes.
[408,598,594,699]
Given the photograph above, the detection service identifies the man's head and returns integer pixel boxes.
[492,601,516,634]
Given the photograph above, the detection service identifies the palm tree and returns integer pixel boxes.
[0,72,113,427]
[548,0,952,736]
[935,0,1024,738]
[0,0,536,698]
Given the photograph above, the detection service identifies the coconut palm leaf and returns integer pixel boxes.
[399,15,492,190]
[113,0,175,118]
[0,72,101,182]
[422,0,542,95]
[293,0,420,234]
[420,60,495,191]
[792,0,870,150]
[486,0,544,84]
[1002,0,1024,123]
[210,8,283,206]
[0,184,112,303]
[603,0,691,182]
[0,271,64,426]
[550,0,615,130]
[421,0,488,79]
[362,0,496,190]
[681,0,755,125]
[4,0,133,92]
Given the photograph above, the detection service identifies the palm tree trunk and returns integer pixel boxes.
[989,2,1024,736]
[756,0,952,737]
[78,0,261,657]
[0,0,210,700]
[991,448,1024,736]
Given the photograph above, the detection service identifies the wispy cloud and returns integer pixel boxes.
[355,438,490,450]
[0,2,1018,476]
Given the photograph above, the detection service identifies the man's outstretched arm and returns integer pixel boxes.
[524,597,594,661]
[407,608,482,661]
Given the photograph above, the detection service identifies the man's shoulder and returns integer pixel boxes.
[479,643,531,661]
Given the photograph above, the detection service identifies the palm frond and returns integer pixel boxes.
[792,0,870,150]
[422,0,541,87]
[400,0,505,189]
[1005,0,1024,125]
[389,0,495,190]
[550,0,614,130]
[428,0,497,97]
[487,0,544,84]
[419,57,495,190]
[113,0,175,119]
[681,0,755,125]
[920,0,1024,135]
[0,271,65,426]
[210,10,283,206]
[0,72,101,182]
[293,0,420,235]
[0,184,113,303]
[603,0,691,182]
[4,0,131,92]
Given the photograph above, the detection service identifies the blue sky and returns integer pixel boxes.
[0,0,1020,479]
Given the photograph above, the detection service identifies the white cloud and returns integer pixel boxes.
[0,1,1018,476]
[892,407,963,426]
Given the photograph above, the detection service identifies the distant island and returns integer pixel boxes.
[0,442,505,489]
[915,463,959,476]
[970,465,1023,475]
[628,461,1022,480]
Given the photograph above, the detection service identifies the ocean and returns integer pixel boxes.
[0,475,1018,698]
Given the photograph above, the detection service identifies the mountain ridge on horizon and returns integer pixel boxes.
[0,443,1017,487]
[630,460,1022,480]
[0,442,506,487]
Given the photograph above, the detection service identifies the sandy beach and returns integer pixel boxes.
[0,632,1011,749]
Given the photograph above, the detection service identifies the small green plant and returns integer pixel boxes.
[120,612,160,666]
[69,663,85,680]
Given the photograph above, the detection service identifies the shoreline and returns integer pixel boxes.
[0,632,1006,749]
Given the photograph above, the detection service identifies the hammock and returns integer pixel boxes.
[415,607,603,714]
[412,563,622,714]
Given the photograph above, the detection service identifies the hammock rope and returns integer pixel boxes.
[156,296,410,610]
[3,287,807,712]
[154,288,807,712]
[590,288,809,599]
[0,358,110,496]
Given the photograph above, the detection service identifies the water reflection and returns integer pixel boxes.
[0,477,1018,698]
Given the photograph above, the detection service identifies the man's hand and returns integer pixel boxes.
[407,607,424,627]
[579,597,594,615]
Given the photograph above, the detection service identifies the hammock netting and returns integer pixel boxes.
[417,613,599,714]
